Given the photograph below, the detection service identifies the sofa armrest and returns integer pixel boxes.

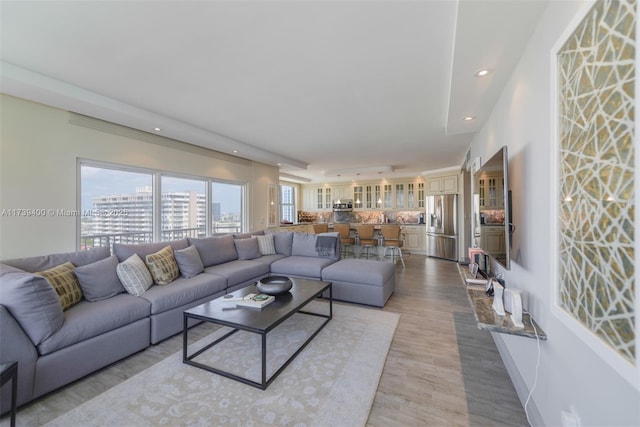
[0,305,37,411]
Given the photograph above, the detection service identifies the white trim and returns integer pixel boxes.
[549,0,639,389]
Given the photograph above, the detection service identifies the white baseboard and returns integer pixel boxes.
[492,333,544,426]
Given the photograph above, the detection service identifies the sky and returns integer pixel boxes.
[81,166,242,213]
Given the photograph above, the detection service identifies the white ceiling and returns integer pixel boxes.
[0,0,547,183]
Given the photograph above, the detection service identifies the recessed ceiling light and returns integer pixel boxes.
[474,69,491,78]
[153,127,162,132]
[232,150,238,154]
[464,116,476,121]
[277,163,281,166]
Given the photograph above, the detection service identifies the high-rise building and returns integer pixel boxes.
[91,187,206,242]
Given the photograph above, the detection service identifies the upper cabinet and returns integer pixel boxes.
[332,185,351,201]
[302,186,332,211]
[301,179,425,211]
[427,175,458,195]
[477,173,504,208]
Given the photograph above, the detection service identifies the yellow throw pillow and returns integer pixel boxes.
[36,262,83,311]
[145,245,179,285]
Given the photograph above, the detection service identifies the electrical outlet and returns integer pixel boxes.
[561,407,581,427]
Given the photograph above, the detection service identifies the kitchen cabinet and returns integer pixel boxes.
[395,183,405,208]
[353,185,364,209]
[401,225,426,255]
[477,173,504,208]
[301,179,425,211]
[383,184,393,209]
[479,225,505,255]
[332,185,351,201]
[301,186,332,211]
[427,175,458,195]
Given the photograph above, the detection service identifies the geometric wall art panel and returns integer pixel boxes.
[557,0,636,364]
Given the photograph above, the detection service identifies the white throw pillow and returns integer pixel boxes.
[116,254,153,296]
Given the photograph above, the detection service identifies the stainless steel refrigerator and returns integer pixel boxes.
[426,194,458,261]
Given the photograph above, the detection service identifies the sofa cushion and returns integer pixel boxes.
[173,245,204,278]
[3,246,111,273]
[116,254,153,296]
[272,231,294,256]
[322,258,396,287]
[188,234,238,267]
[204,260,270,286]
[234,237,261,260]
[269,256,336,279]
[35,262,83,311]
[291,232,340,261]
[74,255,125,302]
[256,234,276,255]
[37,294,151,355]
[0,263,64,345]
[112,239,189,263]
[145,245,179,285]
[139,273,227,315]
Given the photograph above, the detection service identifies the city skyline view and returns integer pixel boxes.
[81,166,242,214]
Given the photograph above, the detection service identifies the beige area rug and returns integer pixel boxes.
[45,302,399,427]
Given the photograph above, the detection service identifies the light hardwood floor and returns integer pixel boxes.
[4,255,528,426]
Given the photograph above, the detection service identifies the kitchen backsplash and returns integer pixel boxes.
[298,210,423,224]
[480,209,505,224]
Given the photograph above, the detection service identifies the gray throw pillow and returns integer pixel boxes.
[0,263,64,345]
[174,245,204,278]
[272,231,294,256]
[188,234,238,267]
[75,255,125,302]
[234,237,261,260]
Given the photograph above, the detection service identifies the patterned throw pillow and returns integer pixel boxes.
[116,254,153,296]
[256,234,276,255]
[35,262,83,311]
[145,245,179,285]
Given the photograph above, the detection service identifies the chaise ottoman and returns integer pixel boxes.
[321,259,396,307]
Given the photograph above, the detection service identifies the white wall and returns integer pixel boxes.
[469,1,639,426]
[0,94,279,259]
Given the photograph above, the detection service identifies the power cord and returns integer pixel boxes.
[523,311,541,426]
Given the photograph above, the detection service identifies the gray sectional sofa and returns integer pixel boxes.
[0,230,396,412]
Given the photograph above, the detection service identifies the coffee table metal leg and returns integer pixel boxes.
[262,333,267,388]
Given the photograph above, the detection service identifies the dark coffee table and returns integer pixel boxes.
[183,278,332,390]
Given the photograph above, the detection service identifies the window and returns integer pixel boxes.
[80,165,154,249]
[211,181,244,234]
[280,184,296,222]
[160,176,206,241]
[80,162,246,249]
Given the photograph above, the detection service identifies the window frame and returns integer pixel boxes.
[78,159,247,250]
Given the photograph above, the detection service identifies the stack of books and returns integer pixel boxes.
[224,293,275,309]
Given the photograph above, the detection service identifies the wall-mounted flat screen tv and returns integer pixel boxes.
[473,145,511,271]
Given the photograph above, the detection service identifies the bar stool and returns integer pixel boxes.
[380,225,405,268]
[312,223,329,233]
[333,223,355,257]
[354,225,378,259]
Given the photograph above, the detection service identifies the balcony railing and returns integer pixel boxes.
[80,225,241,251]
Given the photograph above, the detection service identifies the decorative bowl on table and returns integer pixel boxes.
[257,276,292,295]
